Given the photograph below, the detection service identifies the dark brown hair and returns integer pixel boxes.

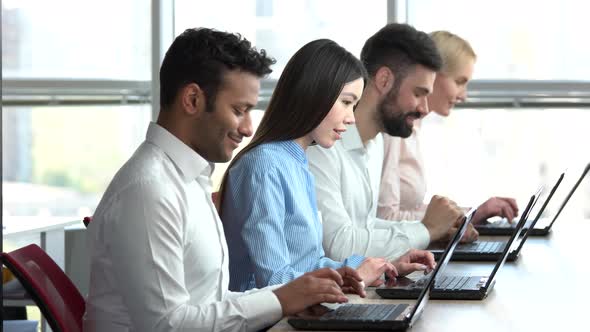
[217,39,366,211]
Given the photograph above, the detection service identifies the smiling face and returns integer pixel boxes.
[190,70,260,163]
[307,77,364,148]
[429,57,475,117]
[378,64,436,138]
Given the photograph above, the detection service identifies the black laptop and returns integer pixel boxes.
[476,163,590,236]
[428,188,540,262]
[476,172,565,236]
[287,209,472,331]
[376,207,527,300]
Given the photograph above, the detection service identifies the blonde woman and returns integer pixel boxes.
[378,31,518,231]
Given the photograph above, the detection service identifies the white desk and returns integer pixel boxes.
[270,219,590,331]
[3,216,80,269]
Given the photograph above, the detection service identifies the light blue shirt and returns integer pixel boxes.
[222,140,365,291]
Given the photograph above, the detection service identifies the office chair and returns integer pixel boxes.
[82,216,92,227]
[1,244,85,332]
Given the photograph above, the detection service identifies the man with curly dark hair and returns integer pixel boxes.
[84,28,365,332]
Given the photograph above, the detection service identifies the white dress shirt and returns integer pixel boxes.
[84,123,282,332]
[306,125,430,262]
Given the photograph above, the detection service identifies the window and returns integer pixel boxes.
[407,0,590,80]
[2,0,152,226]
[2,105,151,219]
[2,0,150,80]
[405,0,590,217]
[175,0,387,79]
[420,108,590,218]
[175,0,389,189]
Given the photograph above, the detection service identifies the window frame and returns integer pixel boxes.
[4,1,590,112]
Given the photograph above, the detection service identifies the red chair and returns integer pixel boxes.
[82,216,92,227]
[1,244,85,332]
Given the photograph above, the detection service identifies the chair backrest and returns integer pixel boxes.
[1,244,85,332]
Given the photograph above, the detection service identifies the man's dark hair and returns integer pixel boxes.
[159,28,276,111]
[361,23,442,82]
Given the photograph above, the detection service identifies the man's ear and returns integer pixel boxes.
[180,83,206,116]
[374,66,395,96]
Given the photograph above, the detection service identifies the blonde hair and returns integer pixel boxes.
[429,31,476,75]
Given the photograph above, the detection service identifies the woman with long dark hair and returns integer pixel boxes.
[219,39,434,291]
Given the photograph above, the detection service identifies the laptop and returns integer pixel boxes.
[287,209,473,331]
[428,188,540,262]
[476,172,565,236]
[476,163,590,236]
[529,163,590,235]
[376,207,527,300]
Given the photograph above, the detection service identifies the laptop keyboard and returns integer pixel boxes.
[487,216,519,225]
[458,241,505,253]
[413,275,463,289]
[481,221,516,229]
[321,304,409,321]
[435,276,471,290]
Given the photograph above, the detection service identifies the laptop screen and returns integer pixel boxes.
[408,208,476,327]
[527,172,564,228]
[509,186,543,252]
[547,162,590,229]
[484,192,537,289]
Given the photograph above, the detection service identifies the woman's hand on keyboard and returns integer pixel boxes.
[472,197,519,224]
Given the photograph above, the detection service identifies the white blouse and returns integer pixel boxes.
[378,123,427,221]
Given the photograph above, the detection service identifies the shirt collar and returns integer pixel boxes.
[145,122,213,182]
[276,140,307,165]
[341,124,365,151]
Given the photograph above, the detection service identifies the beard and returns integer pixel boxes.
[377,87,421,138]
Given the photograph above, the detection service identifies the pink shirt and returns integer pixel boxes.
[378,122,427,221]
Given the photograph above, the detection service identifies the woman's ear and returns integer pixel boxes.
[180,83,205,115]
[374,66,395,96]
